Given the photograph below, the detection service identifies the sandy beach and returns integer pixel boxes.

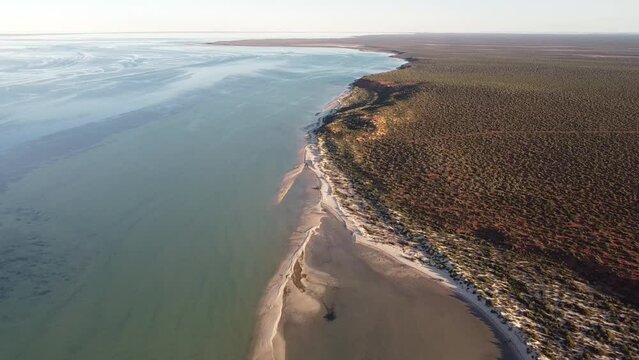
[282,210,523,360]
[249,91,531,360]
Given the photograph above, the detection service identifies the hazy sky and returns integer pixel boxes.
[2,0,638,34]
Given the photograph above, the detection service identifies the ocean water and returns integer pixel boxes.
[0,34,402,360]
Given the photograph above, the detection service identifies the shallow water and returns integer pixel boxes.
[285,213,520,360]
[0,34,402,360]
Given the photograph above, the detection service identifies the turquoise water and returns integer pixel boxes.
[0,35,402,359]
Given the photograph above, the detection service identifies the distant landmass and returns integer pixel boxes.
[217,33,639,359]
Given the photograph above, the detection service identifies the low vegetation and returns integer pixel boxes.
[221,34,639,358]
[315,35,639,359]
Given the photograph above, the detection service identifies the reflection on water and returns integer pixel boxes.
[0,35,402,360]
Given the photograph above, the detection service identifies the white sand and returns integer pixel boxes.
[249,97,346,360]
[251,85,537,360]
[306,130,537,360]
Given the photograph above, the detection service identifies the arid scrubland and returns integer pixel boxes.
[316,35,639,359]
[220,34,639,358]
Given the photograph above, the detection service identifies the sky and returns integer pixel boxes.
[2,0,638,34]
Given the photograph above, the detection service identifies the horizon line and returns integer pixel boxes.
[2,30,639,36]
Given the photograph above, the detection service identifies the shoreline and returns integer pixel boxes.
[252,83,534,359]
[249,181,323,360]
[249,93,351,360]
[224,37,639,359]
[306,110,535,360]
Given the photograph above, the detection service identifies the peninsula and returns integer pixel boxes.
[217,34,639,359]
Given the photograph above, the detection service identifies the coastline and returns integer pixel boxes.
[223,37,639,359]
[252,80,533,359]
[249,93,351,360]
[310,134,536,359]
[249,177,324,360]
[222,34,637,359]
[305,103,534,360]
